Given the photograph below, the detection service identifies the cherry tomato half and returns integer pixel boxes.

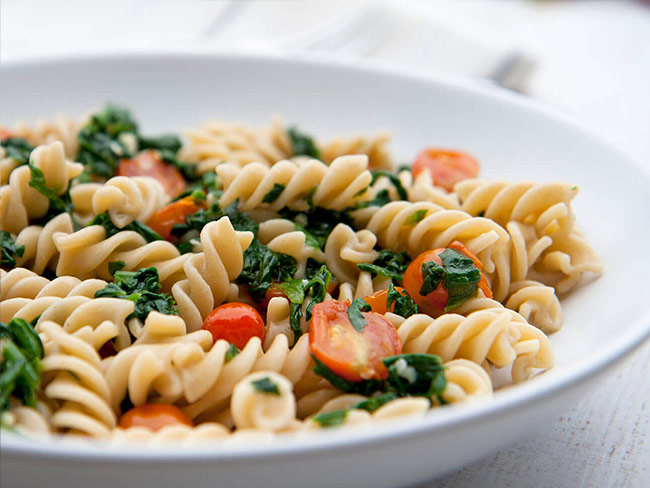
[119,404,193,431]
[202,302,265,350]
[412,148,480,192]
[146,196,204,241]
[363,286,406,315]
[309,300,402,382]
[117,149,186,198]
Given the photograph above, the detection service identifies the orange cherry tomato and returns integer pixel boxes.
[0,128,13,140]
[309,300,402,382]
[117,149,186,198]
[119,404,193,431]
[146,196,203,241]
[363,286,406,315]
[202,302,265,350]
[412,148,480,192]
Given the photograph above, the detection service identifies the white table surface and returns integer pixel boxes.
[1,1,649,487]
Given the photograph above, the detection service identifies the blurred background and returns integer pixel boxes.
[1,1,649,487]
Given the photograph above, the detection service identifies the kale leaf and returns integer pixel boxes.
[262,183,285,204]
[357,249,410,281]
[347,298,371,332]
[419,259,445,296]
[279,204,355,250]
[386,284,418,318]
[1,137,33,166]
[288,126,320,159]
[89,212,163,243]
[0,231,25,269]
[370,170,408,200]
[439,248,481,311]
[383,354,447,404]
[237,239,296,300]
[28,164,74,217]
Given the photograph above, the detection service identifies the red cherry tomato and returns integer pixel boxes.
[117,149,186,198]
[412,148,480,192]
[362,286,407,315]
[309,300,402,382]
[146,196,204,241]
[202,302,265,350]
[119,404,193,431]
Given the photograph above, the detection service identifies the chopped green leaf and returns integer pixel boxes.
[225,343,240,363]
[312,355,383,396]
[89,212,163,243]
[28,164,73,217]
[439,248,480,311]
[405,209,428,225]
[353,392,399,412]
[419,259,444,296]
[262,183,285,204]
[312,409,348,428]
[108,260,126,277]
[357,249,410,281]
[238,239,297,300]
[288,126,320,159]
[370,170,408,200]
[251,376,280,395]
[347,298,371,332]
[383,354,447,403]
[386,284,418,318]
[279,205,355,250]
[1,137,33,165]
[353,189,391,209]
[1,231,25,269]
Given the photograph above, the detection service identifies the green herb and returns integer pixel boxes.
[279,205,355,250]
[94,267,178,322]
[0,318,44,413]
[262,183,285,204]
[225,343,240,363]
[312,409,348,428]
[419,260,445,296]
[89,212,163,243]
[1,137,33,165]
[353,189,391,209]
[172,200,259,238]
[312,355,383,396]
[1,231,25,269]
[357,249,410,281]
[76,104,138,178]
[383,354,447,404]
[386,284,418,318]
[405,209,428,225]
[28,164,74,217]
[288,126,320,159]
[347,298,371,332]
[238,239,297,300]
[108,260,126,277]
[137,134,182,155]
[251,376,281,395]
[173,172,220,202]
[294,223,321,249]
[439,248,480,311]
[370,170,408,200]
[353,392,399,412]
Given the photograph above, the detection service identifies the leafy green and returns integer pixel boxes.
[405,209,428,225]
[173,171,220,202]
[419,259,445,296]
[1,137,33,165]
[94,267,178,322]
[261,183,285,204]
[439,248,481,311]
[288,126,320,159]
[140,133,197,181]
[1,231,25,269]
[76,104,138,178]
[353,392,399,412]
[172,199,259,238]
[312,355,383,396]
[386,284,418,318]
[225,343,240,363]
[279,204,355,250]
[312,409,348,428]
[0,318,44,413]
[353,189,391,209]
[383,354,447,403]
[251,376,281,395]
[294,223,321,249]
[370,170,408,200]
[238,239,297,300]
[89,212,163,243]
[27,164,74,217]
[357,249,410,281]
[347,298,371,332]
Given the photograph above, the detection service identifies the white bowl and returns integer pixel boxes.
[1,53,649,488]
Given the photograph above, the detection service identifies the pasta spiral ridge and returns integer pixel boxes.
[0,267,106,301]
[505,281,563,334]
[39,320,117,437]
[8,116,84,157]
[71,175,167,227]
[391,309,554,383]
[216,154,372,212]
[171,217,254,332]
[319,131,394,170]
[0,141,82,234]
[324,223,378,284]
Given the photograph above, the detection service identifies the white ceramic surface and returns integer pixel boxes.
[1,53,649,488]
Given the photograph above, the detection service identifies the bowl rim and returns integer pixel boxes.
[1,50,649,462]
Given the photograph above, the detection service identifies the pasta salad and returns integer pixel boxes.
[0,105,602,445]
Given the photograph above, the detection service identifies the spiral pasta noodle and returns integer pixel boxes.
[8,116,84,157]
[319,131,394,170]
[324,223,378,284]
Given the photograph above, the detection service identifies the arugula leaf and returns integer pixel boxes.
[357,249,410,281]
[0,318,44,413]
[1,137,33,165]
[347,298,371,332]
[419,259,444,296]
[261,183,285,204]
[225,343,240,363]
[383,354,447,403]
[28,164,73,217]
[1,231,25,269]
[288,126,320,159]
[251,376,281,395]
[312,355,383,396]
[370,170,408,200]
[89,212,163,243]
[94,267,178,322]
[405,209,428,225]
[312,409,349,428]
[439,248,480,311]
[386,284,418,318]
